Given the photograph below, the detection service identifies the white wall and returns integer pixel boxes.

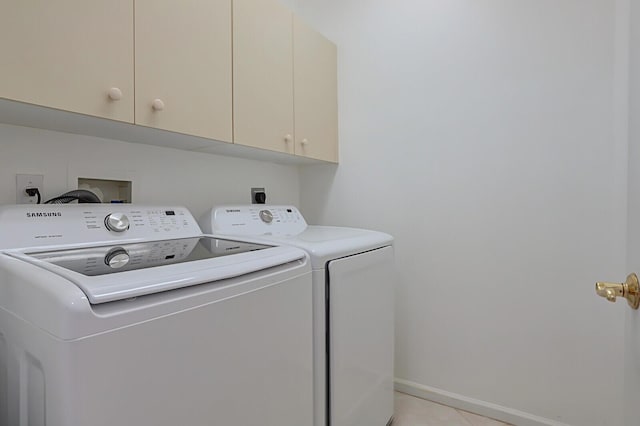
[625,2,640,425]
[288,1,628,425]
[0,124,300,219]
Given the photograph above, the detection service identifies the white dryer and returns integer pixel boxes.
[201,205,395,426]
[0,204,313,426]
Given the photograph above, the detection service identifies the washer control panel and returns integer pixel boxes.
[0,205,203,250]
[83,208,197,236]
[207,205,308,237]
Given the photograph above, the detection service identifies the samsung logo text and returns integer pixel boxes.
[26,212,62,218]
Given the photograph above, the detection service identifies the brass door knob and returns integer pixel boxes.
[595,273,640,309]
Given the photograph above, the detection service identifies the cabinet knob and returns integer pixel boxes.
[284,134,293,143]
[152,99,165,111]
[300,138,310,146]
[108,87,123,101]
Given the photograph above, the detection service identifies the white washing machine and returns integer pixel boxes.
[201,205,395,426]
[0,204,313,426]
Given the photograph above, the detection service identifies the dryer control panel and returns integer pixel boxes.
[206,205,308,237]
[0,205,202,250]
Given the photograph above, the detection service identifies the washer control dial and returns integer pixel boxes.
[259,209,274,223]
[105,213,130,232]
[104,248,130,269]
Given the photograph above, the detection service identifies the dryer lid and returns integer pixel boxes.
[256,226,393,268]
[216,226,393,269]
[203,205,393,269]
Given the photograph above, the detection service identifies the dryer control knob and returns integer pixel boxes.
[105,213,130,232]
[105,248,130,269]
[259,209,274,223]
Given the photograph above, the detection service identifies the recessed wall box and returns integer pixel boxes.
[78,178,132,203]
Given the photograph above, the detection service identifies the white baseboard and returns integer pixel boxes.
[394,378,572,426]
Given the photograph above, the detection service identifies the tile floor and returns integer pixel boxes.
[393,392,512,426]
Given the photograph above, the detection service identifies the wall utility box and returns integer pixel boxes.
[78,178,132,203]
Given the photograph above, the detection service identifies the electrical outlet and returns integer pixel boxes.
[16,174,44,204]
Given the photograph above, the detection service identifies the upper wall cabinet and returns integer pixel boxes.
[135,0,233,142]
[232,0,295,155]
[0,0,337,164]
[293,16,338,163]
[0,0,134,123]
[233,0,338,163]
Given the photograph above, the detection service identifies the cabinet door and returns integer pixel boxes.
[0,0,134,122]
[294,17,338,163]
[135,0,232,142]
[233,0,294,154]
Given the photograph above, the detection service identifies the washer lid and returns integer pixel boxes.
[7,236,307,304]
[25,237,270,276]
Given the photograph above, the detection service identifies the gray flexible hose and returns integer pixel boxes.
[44,189,101,204]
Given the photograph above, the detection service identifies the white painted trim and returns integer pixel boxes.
[394,378,572,426]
